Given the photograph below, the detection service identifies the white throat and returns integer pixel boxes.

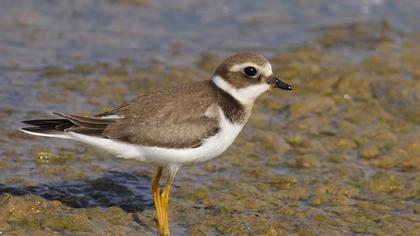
[212,75,270,105]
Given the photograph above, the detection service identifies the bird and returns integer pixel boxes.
[20,52,292,235]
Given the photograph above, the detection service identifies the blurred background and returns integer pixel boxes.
[0,0,419,235]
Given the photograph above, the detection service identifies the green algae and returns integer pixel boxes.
[35,151,66,165]
[317,19,393,49]
[368,172,404,193]
[9,214,89,232]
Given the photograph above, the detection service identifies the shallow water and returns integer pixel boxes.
[0,0,419,235]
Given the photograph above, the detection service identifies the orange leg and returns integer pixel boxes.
[151,166,179,236]
[160,168,176,236]
[152,166,164,233]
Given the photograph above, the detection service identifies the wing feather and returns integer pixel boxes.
[101,80,221,148]
[53,112,117,129]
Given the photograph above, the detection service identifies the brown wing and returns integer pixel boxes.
[66,80,221,148]
[102,80,220,148]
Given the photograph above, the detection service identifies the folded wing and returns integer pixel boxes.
[21,81,221,149]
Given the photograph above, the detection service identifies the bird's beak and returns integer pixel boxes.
[268,76,292,90]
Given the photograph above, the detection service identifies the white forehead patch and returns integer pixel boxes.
[229,62,273,77]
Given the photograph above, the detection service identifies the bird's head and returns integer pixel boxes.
[212,53,292,105]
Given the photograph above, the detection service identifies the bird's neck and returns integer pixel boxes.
[210,78,252,125]
[211,75,269,106]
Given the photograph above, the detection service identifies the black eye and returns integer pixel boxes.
[243,66,257,77]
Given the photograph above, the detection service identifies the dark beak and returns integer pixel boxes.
[269,77,292,90]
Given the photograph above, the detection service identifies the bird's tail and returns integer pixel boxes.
[20,112,118,139]
[20,119,74,139]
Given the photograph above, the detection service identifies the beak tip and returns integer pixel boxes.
[270,77,293,90]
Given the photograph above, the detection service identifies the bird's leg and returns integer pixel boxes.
[152,166,164,233]
[159,166,179,236]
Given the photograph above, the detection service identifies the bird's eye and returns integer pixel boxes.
[243,66,257,77]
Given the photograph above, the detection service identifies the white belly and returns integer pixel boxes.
[66,109,244,166]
